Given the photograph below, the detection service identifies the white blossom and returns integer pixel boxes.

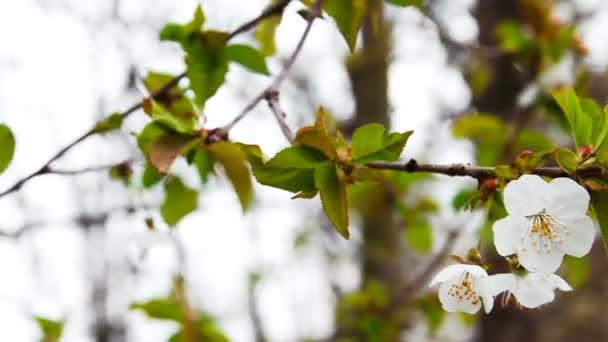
[429,264,494,314]
[488,272,572,308]
[493,175,595,273]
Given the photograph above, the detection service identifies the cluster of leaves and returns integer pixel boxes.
[130,278,228,342]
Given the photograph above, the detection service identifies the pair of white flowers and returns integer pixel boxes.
[431,175,595,313]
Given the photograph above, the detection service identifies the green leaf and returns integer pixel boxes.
[385,0,424,8]
[93,113,123,134]
[159,5,205,42]
[0,124,15,174]
[295,107,338,159]
[553,147,579,175]
[192,148,215,184]
[324,0,367,51]
[143,72,198,130]
[315,163,349,239]
[35,316,64,341]
[452,188,478,211]
[137,121,196,174]
[142,163,164,188]
[206,142,253,210]
[495,20,533,53]
[256,3,282,56]
[351,123,412,163]
[591,192,608,254]
[130,297,182,321]
[160,23,186,42]
[562,255,589,289]
[405,219,433,252]
[226,44,270,75]
[552,88,593,148]
[420,297,445,333]
[516,129,555,151]
[452,113,507,165]
[246,145,328,193]
[161,177,199,226]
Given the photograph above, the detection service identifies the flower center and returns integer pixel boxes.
[523,209,570,254]
[447,272,480,305]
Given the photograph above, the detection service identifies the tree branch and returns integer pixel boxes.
[0,2,295,199]
[224,0,324,131]
[366,159,570,179]
[265,89,295,144]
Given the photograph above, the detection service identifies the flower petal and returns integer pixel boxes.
[513,274,555,308]
[493,216,529,256]
[488,273,516,296]
[518,240,564,273]
[503,175,547,216]
[546,274,573,292]
[438,276,482,314]
[546,178,590,217]
[429,264,487,287]
[476,279,495,313]
[558,215,596,257]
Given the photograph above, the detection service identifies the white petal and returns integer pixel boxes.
[476,280,495,313]
[503,175,547,216]
[429,264,487,287]
[546,274,573,292]
[518,241,564,273]
[512,274,555,308]
[438,276,482,314]
[493,216,529,256]
[558,215,596,257]
[488,273,516,296]
[546,177,590,217]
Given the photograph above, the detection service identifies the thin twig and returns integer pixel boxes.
[224,0,324,131]
[265,89,295,144]
[366,159,570,179]
[47,159,138,176]
[0,2,294,200]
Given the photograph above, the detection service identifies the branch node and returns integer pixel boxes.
[405,159,418,172]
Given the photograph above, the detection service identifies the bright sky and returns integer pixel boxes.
[0,0,607,341]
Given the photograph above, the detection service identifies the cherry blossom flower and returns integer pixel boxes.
[493,175,595,273]
[488,272,572,308]
[429,264,494,314]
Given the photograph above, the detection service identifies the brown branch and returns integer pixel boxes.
[47,159,138,176]
[224,0,324,131]
[0,2,294,200]
[265,89,295,144]
[366,159,570,179]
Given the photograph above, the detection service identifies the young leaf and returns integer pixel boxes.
[206,142,253,210]
[245,145,328,193]
[591,192,608,254]
[553,147,579,175]
[0,124,15,174]
[256,2,283,56]
[159,4,205,42]
[161,177,198,226]
[142,163,164,188]
[295,107,338,159]
[35,316,64,341]
[351,123,412,163]
[192,148,215,184]
[495,21,533,53]
[130,297,182,321]
[385,0,424,8]
[323,0,367,52]
[226,44,270,75]
[315,163,349,239]
[148,134,195,174]
[92,113,123,134]
[552,88,593,148]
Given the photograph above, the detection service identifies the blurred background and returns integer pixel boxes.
[1,0,608,341]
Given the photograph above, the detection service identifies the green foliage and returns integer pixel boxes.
[452,188,479,211]
[256,1,283,56]
[419,296,446,334]
[35,316,64,342]
[295,107,338,159]
[553,147,579,175]
[452,113,506,165]
[495,21,533,53]
[226,44,270,75]
[130,298,183,321]
[92,113,123,134]
[143,72,198,131]
[385,0,424,8]
[206,142,253,211]
[0,124,15,175]
[142,163,164,188]
[351,123,412,163]
[315,162,349,239]
[191,148,215,184]
[159,5,230,107]
[562,255,589,289]
[323,0,367,52]
[136,121,196,174]
[405,218,433,252]
[161,177,198,226]
[553,87,608,149]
